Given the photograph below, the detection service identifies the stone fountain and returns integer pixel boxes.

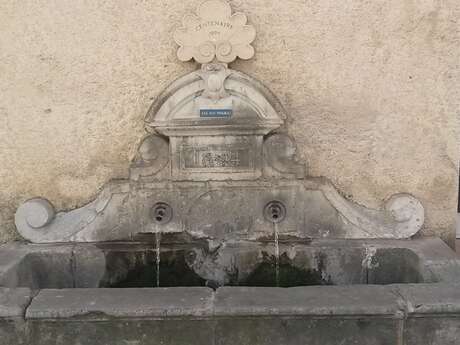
[1,1,459,344]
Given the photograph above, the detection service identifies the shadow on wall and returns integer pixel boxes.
[457,214,460,239]
[457,166,460,239]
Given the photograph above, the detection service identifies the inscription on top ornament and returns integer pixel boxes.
[174,0,256,64]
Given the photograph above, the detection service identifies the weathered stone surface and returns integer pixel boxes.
[367,248,424,284]
[214,286,404,316]
[399,238,460,283]
[215,318,401,345]
[404,318,460,345]
[0,288,30,344]
[73,244,106,288]
[16,198,55,229]
[1,239,459,289]
[13,64,427,244]
[1,283,460,344]
[396,283,460,315]
[397,284,460,345]
[0,287,32,318]
[0,319,28,345]
[19,245,75,289]
[28,319,215,345]
[26,287,214,319]
[0,0,458,245]
[0,243,29,288]
[0,243,75,289]
[11,8,428,243]
[14,175,427,244]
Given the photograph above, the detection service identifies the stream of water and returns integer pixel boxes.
[273,222,280,287]
[155,231,162,287]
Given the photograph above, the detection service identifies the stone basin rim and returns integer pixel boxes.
[3,283,458,320]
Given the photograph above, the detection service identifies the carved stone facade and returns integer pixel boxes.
[14,0,425,244]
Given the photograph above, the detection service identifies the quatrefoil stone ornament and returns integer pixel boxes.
[174,0,256,64]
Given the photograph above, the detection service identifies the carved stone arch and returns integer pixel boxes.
[144,65,287,134]
[142,63,291,181]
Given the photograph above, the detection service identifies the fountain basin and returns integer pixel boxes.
[0,238,458,289]
[0,238,459,345]
[2,283,460,345]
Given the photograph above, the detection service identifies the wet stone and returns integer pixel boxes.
[241,254,329,287]
[99,248,206,288]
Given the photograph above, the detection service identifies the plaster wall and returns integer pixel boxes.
[0,0,459,245]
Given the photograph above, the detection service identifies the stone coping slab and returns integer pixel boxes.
[26,287,214,319]
[214,286,404,317]
[0,287,33,318]
[396,283,460,315]
[10,284,460,322]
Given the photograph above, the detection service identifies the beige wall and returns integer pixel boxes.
[1,0,459,245]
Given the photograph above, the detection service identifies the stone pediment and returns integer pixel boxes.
[146,64,284,137]
[145,63,286,181]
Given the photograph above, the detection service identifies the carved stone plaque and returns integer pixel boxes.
[174,0,256,64]
[181,146,251,169]
[171,136,262,181]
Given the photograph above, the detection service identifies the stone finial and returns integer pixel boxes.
[174,0,256,64]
